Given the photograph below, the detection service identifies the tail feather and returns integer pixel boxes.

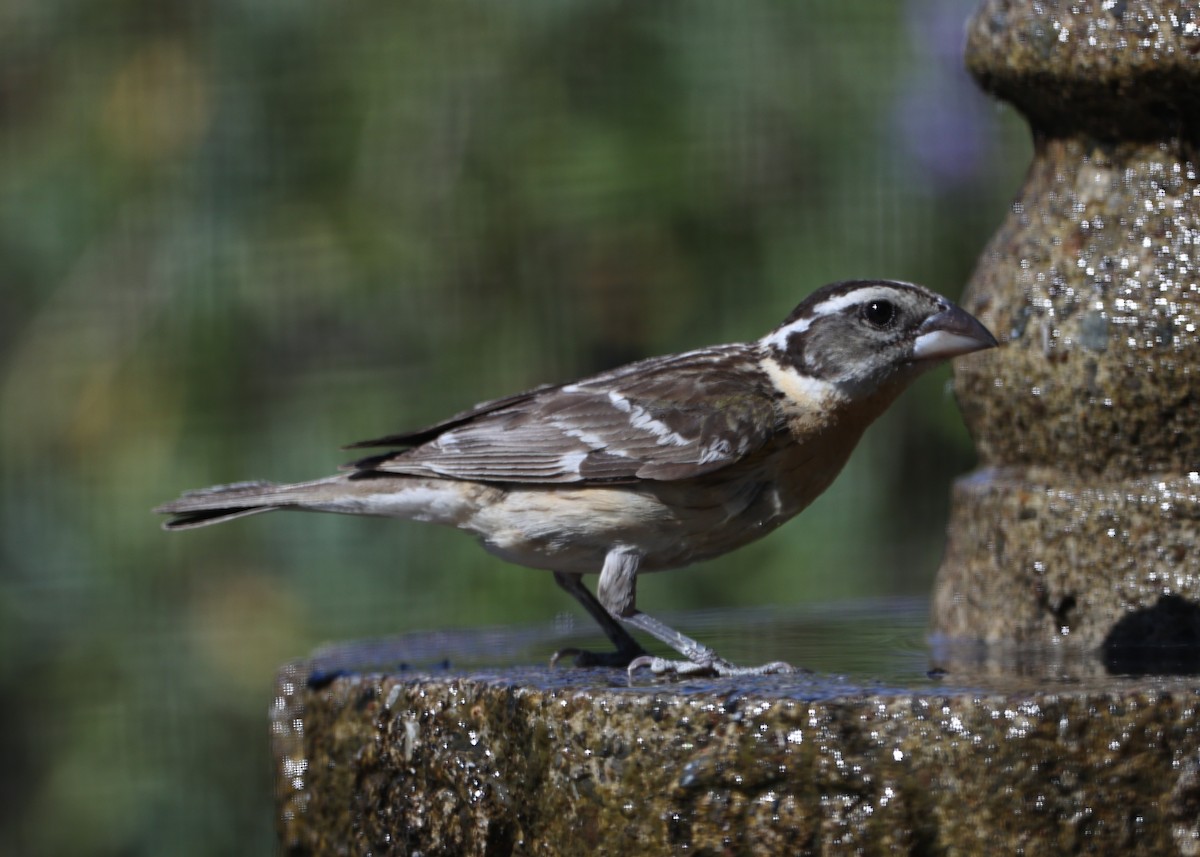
[156,473,481,530]
[160,505,282,530]
[155,480,293,531]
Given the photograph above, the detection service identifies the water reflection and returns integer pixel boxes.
[299,596,1200,693]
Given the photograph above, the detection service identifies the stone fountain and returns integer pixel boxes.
[934,0,1200,663]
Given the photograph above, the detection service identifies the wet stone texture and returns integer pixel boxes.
[273,663,1200,856]
[934,0,1200,647]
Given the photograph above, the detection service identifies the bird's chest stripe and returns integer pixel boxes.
[759,357,847,434]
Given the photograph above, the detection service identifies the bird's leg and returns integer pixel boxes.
[593,546,795,678]
[550,571,649,668]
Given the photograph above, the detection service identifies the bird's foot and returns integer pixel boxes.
[550,646,646,669]
[627,655,798,678]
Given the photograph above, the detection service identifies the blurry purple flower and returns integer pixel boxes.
[892,0,994,188]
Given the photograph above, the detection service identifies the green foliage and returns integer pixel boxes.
[0,0,1027,853]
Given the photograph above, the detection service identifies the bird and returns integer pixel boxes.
[157,279,997,677]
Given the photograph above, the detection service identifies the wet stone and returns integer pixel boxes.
[272,654,1200,856]
[952,137,1200,479]
[936,0,1200,645]
[934,467,1200,648]
[965,0,1200,139]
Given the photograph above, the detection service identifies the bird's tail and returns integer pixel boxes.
[154,477,348,531]
[155,473,484,530]
[156,480,287,530]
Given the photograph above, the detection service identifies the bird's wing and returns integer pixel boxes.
[347,345,782,484]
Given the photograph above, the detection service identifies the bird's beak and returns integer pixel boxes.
[912,304,999,361]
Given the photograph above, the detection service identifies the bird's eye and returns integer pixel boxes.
[861,300,896,329]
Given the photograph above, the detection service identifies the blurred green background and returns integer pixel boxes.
[0,0,1029,853]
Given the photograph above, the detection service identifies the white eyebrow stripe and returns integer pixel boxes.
[758,285,907,352]
[806,285,904,318]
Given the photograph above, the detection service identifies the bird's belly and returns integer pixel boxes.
[465,455,837,574]
[468,486,678,572]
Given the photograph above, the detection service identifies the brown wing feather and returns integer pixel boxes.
[343,382,563,449]
[348,346,782,485]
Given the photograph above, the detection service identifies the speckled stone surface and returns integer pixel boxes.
[933,0,1200,645]
[936,468,1200,647]
[966,0,1200,139]
[273,661,1200,856]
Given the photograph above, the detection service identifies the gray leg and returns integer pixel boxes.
[593,547,795,678]
[551,571,648,667]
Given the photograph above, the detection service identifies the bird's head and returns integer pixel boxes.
[760,279,998,400]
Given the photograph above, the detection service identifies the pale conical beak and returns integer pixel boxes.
[912,304,999,361]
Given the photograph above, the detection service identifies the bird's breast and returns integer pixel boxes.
[460,410,875,574]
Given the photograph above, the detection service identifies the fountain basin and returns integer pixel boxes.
[272,605,1200,855]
